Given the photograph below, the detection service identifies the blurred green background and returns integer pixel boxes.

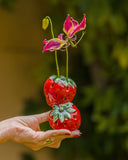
[0,0,128,160]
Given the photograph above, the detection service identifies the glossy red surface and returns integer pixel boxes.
[44,77,77,107]
[49,104,81,131]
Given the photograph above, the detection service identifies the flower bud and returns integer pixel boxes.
[42,17,49,30]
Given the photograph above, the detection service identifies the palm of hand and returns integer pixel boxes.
[10,112,80,150]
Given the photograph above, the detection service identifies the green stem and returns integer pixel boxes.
[75,31,86,47]
[47,16,54,38]
[55,50,60,77]
[66,46,69,78]
[47,16,60,77]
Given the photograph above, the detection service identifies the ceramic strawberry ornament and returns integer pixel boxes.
[49,102,81,131]
[44,75,77,107]
[42,14,86,131]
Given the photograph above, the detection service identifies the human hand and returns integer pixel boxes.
[0,111,81,150]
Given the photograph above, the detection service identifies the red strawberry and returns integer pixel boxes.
[49,102,81,131]
[44,75,77,107]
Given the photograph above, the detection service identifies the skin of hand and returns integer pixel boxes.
[0,111,81,151]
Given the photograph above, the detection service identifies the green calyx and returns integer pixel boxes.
[50,102,76,123]
[49,75,77,88]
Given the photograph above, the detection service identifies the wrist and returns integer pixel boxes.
[0,119,14,143]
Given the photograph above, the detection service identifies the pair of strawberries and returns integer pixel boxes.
[44,75,81,131]
[42,14,86,131]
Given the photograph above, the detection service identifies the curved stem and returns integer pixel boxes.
[75,31,86,47]
[46,16,60,77]
[47,16,54,38]
[66,46,69,78]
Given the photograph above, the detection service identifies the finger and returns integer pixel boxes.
[37,129,71,141]
[49,140,61,149]
[44,129,72,138]
[70,130,81,137]
[56,130,81,140]
[24,143,39,151]
[24,130,81,151]
[26,140,61,151]
[34,111,50,124]
[36,125,41,131]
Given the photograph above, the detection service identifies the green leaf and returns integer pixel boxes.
[61,80,68,86]
[64,112,71,119]
[66,108,76,113]
[50,75,57,80]
[69,41,76,47]
[53,113,59,122]
[53,105,58,110]
[60,75,66,80]
[50,110,57,116]
[54,78,60,83]
[69,82,74,88]
[63,102,72,109]
[59,113,64,122]
[68,78,76,88]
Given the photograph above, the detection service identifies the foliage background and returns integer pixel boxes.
[1,0,128,160]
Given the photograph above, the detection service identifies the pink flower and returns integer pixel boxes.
[63,14,86,38]
[42,14,86,52]
[42,35,66,52]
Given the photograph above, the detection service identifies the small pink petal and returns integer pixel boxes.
[71,17,79,27]
[43,39,47,44]
[42,38,66,52]
[63,14,74,36]
[58,33,64,40]
[69,14,86,37]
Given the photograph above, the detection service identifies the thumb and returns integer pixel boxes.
[34,111,50,124]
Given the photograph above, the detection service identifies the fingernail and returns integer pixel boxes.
[65,133,71,135]
[74,135,81,138]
